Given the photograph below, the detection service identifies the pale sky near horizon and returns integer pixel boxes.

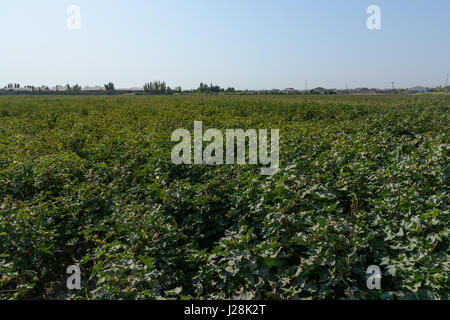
[0,0,449,90]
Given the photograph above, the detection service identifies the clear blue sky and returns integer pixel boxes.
[0,0,449,90]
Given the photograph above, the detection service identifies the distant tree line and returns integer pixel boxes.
[143,81,173,94]
[197,83,235,94]
[141,81,234,95]
[65,84,82,93]
[4,81,447,96]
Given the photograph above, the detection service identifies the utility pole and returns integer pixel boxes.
[446,73,449,93]
[305,80,308,93]
[391,81,395,91]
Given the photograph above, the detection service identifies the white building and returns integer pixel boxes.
[83,86,105,92]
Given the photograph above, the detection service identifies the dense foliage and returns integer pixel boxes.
[0,95,448,300]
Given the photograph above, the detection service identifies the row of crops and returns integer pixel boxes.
[0,94,448,299]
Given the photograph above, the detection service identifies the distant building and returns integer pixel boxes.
[281,88,299,94]
[83,86,104,91]
[115,87,144,94]
[351,88,378,94]
[313,87,327,94]
[1,86,33,93]
[353,87,369,93]
[50,85,67,92]
[406,86,429,93]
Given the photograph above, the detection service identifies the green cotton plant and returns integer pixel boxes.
[0,94,448,300]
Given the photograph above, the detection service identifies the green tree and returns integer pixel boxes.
[73,84,82,94]
[105,82,115,91]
